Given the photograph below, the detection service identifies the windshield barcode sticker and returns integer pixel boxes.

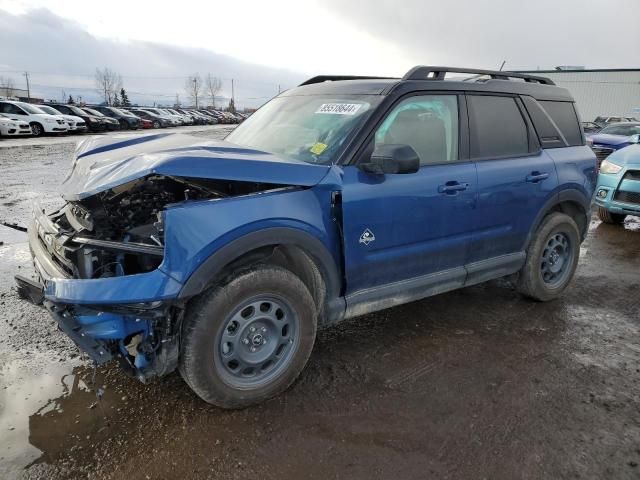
[316,103,362,115]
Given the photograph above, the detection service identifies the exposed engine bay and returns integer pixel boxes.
[46,175,284,279]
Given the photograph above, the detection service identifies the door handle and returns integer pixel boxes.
[526,172,550,183]
[438,181,469,194]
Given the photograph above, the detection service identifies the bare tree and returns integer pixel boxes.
[95,68,123,105]
[185,74,203,108]
[204,74,222,108]
[0,76,15,98]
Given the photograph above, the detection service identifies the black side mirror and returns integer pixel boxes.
[358,144,420,174]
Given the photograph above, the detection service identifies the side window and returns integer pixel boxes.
[538,101,583,146]
[468,95,529,158]
[374,95,458,165]
[0,103,23,115]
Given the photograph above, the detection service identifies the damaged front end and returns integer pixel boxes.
[18,175,222,380]
[17,172,289,381]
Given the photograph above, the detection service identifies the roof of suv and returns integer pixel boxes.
[286,65,573,102]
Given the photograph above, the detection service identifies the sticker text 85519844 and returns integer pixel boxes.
[315,103,363,115]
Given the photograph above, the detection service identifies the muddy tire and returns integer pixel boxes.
[30,122,44,137]
[179,265,317,408]
[516,212,580,302]
[597,206,626,225]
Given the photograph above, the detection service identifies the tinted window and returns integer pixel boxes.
[374,95,459,165]
[0,103,26,115]
[539,101,583,146]
[468,95,528,158]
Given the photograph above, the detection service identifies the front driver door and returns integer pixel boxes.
[340,94,477,307]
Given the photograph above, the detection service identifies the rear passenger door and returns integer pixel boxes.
[467,94,558,268]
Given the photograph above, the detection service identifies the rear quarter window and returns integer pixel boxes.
[538,101,583,147]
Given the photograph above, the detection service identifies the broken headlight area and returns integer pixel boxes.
[42,175,283,279]
[47,301,183,382]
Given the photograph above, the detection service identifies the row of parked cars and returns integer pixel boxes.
[0,99,249,138]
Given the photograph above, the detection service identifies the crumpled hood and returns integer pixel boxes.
[62,133,330,201]
[589,133,632,146]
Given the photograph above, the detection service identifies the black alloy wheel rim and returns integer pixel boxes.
[216,295,299,389]
[540,232,572,286]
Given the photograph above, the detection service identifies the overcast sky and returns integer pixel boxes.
[0,0,638,106]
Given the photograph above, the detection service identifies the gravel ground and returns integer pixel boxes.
[0,129,639,479]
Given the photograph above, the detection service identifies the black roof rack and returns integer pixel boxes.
[402,66,555,85]
[299,75,396,86]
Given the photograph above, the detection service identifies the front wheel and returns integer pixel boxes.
[516,212,581,302]
[597,206,626,225]
[30,122,44,137]
[180,265,317,408]
[153,121,160,129]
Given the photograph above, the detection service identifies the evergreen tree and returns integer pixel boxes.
[120,88,131,107]
[228,97,235,113]
[112,94,120,107]
[67,95,74,104]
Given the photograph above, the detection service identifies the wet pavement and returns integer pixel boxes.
[0,132,639,479]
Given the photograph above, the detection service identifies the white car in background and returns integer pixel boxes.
[0,113,32,137]
[37,105,87,133]
[0,100,68,136]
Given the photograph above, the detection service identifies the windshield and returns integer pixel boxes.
[84,108,104,116]
[226,94,380,164]
[38,106,62,115]
[17,102,46,115]
[64,105,86,116]
[599,124,640,136]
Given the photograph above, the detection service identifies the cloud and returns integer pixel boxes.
[317,0,639,71]
[0,8,306,107]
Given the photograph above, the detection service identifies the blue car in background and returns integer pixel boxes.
[587,122,640,167]
[594,138,640,223]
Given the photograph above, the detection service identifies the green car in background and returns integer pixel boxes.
[594,137,640,223]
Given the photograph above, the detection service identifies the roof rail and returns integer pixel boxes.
[402,66,555,85]
[299,75,396,86]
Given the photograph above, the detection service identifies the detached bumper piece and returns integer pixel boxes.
[47,301,113,364]
[15,275,44,305]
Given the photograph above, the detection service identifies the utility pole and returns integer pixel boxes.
[193,78,198,108]
[23,72,30,100]
[231,78,235,111]
[278,84,281,94]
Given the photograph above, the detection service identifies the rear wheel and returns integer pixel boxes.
[30,122,44,137]
[597,206,626,224]
[180,265,317,408]
[516,212,581,302]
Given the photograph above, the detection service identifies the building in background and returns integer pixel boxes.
[518,68,640,121]
[0,86,43,103]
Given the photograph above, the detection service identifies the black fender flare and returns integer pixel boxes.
[524,188,591,250]
[178,227,342,307]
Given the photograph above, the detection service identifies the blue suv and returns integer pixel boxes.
[16,66,597,407]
